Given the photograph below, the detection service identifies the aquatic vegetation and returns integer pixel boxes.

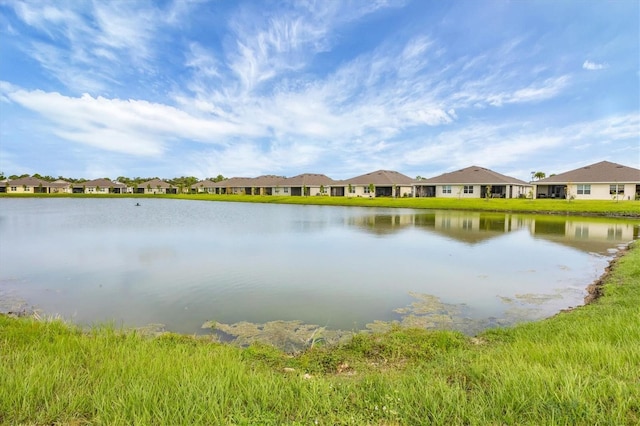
[202,319,352,353]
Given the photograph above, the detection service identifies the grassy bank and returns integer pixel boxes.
[1,243,638,425]
[2,192,640,217]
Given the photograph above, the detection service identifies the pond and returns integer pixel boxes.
[1,198,637,348]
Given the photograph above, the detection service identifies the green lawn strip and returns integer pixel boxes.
[2,192,640,217]
[1,242,638,424]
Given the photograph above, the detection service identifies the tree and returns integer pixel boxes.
[533,171,546,181]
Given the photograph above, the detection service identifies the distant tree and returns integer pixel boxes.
[0,171,4,180]
[211,174,226,182]
[533,171,546,181]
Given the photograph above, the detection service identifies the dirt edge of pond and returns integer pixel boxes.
[581,242,632,306]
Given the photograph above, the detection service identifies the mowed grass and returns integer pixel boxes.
[1,243,639,425]
[3,192,640,217]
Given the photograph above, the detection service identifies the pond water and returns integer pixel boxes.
[0,198,637,344]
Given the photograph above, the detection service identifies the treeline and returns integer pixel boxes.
[0,173,226,186]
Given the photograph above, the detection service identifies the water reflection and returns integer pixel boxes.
[350,210,638,253]
[0,198,637,348]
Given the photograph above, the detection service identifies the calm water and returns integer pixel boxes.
[0,198,637,337]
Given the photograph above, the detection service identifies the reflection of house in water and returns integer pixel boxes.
[531,218,638,253]
[350,210,535,243]
[347,210,638,253]
[348,212,417,235]
[414,211,534,244]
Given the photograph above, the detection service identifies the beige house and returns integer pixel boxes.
[49,179,72,193]
[5,176,51,193]
[413,166,532,198]
[535,161,640,200]
[191,179,218,194]
[135,178,176,194]
[73,178,127,194]
[273,173,335,196]
[336,170,414,198]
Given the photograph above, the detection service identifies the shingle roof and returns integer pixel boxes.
[207,177,254,188]
[138,178,173,188]
[82,178,125,188]
[279,173,335,186]
[7,176,50,186]
[536,161,640,184]
[340,170,414,185]
[416,166,529,185]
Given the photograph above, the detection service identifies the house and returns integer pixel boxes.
[413,166,532,198]
[135,178,176,194]
[75,178,127,194]
[273,173,335,196]
[205,177,254,195]
[191,179,218,194]
[5,176,51,193]
[535,161,640,200]
[49,179,72,193]
[251,175,287,195]
[337,170,414,198]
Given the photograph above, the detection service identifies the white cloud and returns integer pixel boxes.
[582,60,609,70]
[1,85,254,156]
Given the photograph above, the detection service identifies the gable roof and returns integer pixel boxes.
[81,178,126,188]
[340,170,414,185]
[138,178,172,188]
[537,161,640,184]
[279,173,335,186]
[416,166,529,185]
[7,176,50,187]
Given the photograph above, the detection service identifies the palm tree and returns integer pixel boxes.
[533,171,546,181]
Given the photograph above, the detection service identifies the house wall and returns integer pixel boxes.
[84,186,109,194]
[510,185,532,199]
[567,183,638,201]
[345,185,375,197]
[272,186,291,196]
[7,185,43,193]
[436,184,481,198]
[396,185,413,197]
[144,187,166,194]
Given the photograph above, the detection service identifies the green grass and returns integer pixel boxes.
[2,192,640,217]
[2,243,639,424]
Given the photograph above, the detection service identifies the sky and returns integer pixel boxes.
[0,0,638,181]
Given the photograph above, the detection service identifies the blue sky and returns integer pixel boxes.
[1,0,638,181]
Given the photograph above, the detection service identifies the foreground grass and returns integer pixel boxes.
[3,192,640,217]
[1,244,639,425]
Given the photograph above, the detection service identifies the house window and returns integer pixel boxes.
[349,186,355,193]
[610,184,624,195]
[284,187,289,193]
[463,185,473,194]
[10,186,16,191]
[363,186,371,194]
[577,184,591,195]
[442,185,452,194]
